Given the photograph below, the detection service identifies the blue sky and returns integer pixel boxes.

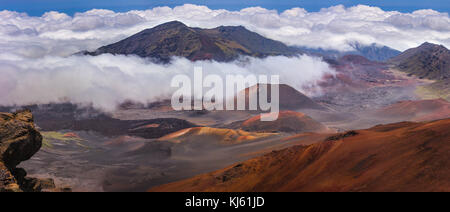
[1,0,449,16]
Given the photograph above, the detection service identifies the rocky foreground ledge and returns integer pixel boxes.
[0,110,65,192]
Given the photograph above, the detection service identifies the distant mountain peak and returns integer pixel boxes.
[348,42,401,62]
[153,20,188,29]
[164,20,185,25]
[83,21,298,62]
[420,42,434,46]
[417,42,448,50]
[295,41,401,62]
[389,42,450,80]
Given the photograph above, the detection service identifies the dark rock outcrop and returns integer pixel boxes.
[0,110,56,192]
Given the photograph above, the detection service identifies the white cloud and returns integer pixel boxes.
[1,4,449,57]
[0,54,334,110]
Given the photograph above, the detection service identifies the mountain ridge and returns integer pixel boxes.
[296,42,401,62]
[83,21,299,62]
[389,42,450,80]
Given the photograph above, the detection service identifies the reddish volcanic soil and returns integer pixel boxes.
[240,111,330,133]
[149,118,450,192]
[375,99,450,121]
[62,132,80,138]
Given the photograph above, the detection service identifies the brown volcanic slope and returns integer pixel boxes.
[240,111,329,133]
[389,42,450,80]
[158,127,275,145]
[375,99,450,122]
[239,84,326,110]
[84,21,298,62]
[150,119,450,192]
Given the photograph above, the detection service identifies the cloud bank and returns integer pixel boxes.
[0,54,334,110]
[0,4,449,109]
[0,4,449,57]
